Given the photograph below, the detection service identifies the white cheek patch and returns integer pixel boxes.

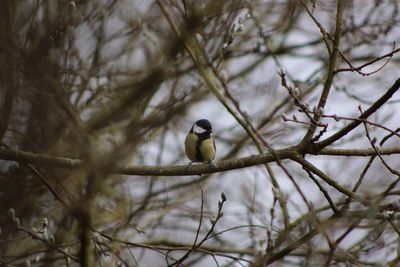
[193,124,206,134]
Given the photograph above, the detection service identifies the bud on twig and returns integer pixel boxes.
[221,192,227,202]
[293,87,300,97]
[333,114,339,121]
[42,217,48,228]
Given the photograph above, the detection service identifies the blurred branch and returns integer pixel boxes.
[315,77,400,149]
[1,146,400,176]
[301,0,345,143]
[359,106,400,177]
[336,46,400,75]
[170,192,226,266]
[291,155,370,206]
[0,146,294,176]
[0,1,18,141]
[157,0,292,227]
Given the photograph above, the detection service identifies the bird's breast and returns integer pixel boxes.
[185,133,198,161]
[199,137,215,161]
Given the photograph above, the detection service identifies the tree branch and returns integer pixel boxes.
[315,77,400,149]
[1,146,400,177]
[0,147,294,176]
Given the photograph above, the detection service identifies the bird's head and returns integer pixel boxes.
[192,119,213,134]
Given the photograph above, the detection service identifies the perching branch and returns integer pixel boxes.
[1,146,400,176]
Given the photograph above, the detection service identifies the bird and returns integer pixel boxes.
[185,119,216,169]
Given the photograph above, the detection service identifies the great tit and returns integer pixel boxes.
[185,119,216,169]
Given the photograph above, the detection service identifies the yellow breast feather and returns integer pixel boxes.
[185,133,198,161]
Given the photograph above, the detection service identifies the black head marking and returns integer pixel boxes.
[195,119,212,132]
